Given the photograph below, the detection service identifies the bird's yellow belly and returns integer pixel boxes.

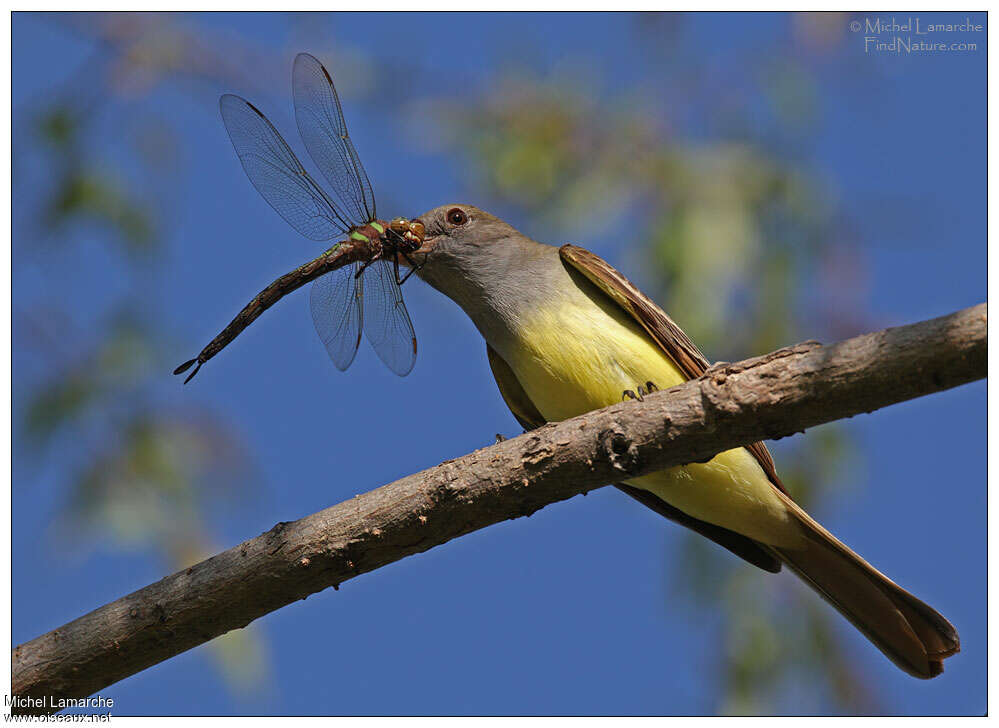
[507,296,800,547]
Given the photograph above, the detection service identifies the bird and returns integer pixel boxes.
[405,203,959,679]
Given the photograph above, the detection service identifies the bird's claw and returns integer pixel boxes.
[623,381,659,402]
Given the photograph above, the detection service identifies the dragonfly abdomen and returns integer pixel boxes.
[174,236,379,382]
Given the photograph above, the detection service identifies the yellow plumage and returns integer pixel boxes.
[507,277,803,548]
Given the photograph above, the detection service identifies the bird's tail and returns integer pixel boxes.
[769,493,959,678]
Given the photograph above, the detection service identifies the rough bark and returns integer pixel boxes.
[11,303,986,714]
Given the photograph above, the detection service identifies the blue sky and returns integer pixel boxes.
[12,12,986,715]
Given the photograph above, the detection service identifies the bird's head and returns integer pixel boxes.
[402,204,535,310]
[409,204,515,260]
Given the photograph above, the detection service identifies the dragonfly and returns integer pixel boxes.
[174,52,425,384]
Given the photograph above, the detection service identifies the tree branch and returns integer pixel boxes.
[12,303,986,714]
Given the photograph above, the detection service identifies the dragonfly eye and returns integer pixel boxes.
[446,208,468,226]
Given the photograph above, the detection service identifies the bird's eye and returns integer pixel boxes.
[446,208,468,226]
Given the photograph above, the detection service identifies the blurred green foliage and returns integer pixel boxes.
[33,105,156,257]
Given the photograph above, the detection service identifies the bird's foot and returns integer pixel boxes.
[623,381,659,402]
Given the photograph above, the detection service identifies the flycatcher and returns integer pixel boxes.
[408,203,959,679]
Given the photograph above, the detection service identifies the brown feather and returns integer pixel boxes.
[768,491,959,678]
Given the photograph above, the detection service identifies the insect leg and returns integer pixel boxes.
[397,250,423,284]
[355,251,383,280]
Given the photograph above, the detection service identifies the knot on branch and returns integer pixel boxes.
[423,465,475,509]
[599,425,641,474]
[266,521,292,539]
[265,520,293,555]
[520,434,556,468]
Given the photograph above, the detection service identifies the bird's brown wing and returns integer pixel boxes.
[486,344,781,572]
[559,244,788,497]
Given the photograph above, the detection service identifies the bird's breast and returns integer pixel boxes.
[492,269,801,547]
[505,291,687,422]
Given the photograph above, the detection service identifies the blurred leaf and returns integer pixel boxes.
[64,413,251,547]
[23,372,100,448]
[210,629,269,692]
[46,169,157,255]
[22,315,156,451]
[37,107,80,150]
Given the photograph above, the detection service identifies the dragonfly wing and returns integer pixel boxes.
[219,94,350,240]
[293,53,376,225]
[362,259,417,377]
[310,264,364,371]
